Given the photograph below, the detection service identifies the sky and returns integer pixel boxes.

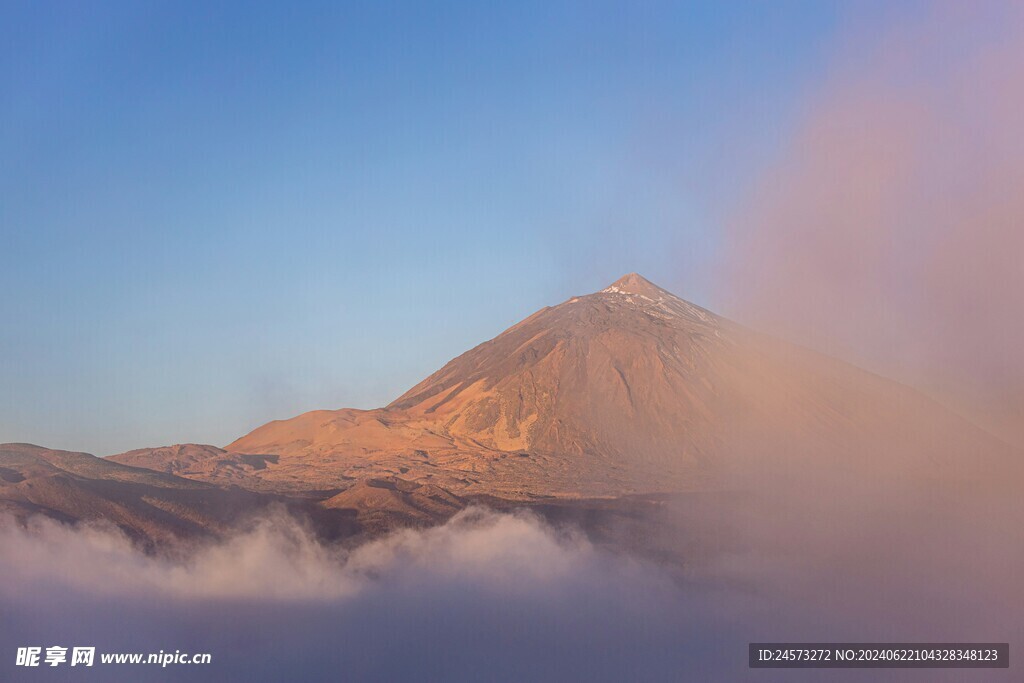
[6,0,1014,455]
[1,0,843,454]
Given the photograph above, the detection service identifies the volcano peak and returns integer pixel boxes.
[601,272,666,299]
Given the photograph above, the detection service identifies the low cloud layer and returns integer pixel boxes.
[2,498,1020,682]
[0,509,727,682]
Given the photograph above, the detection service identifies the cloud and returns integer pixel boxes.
[0,507,599,601]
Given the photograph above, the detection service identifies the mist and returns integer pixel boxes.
[701,3,1024,671]
[719,1,1024,447]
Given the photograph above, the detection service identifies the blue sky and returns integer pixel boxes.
[1,1,844,454]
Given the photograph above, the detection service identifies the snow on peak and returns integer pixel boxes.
[601,273,665,298]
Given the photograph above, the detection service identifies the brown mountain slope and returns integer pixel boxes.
[0,443,272,545]
[131,274,1015,498]
[111,444,281,492]
[322,477,465,533]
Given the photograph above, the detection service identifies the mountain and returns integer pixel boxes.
[10,274,1017,546]
[118,273,1015,498]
